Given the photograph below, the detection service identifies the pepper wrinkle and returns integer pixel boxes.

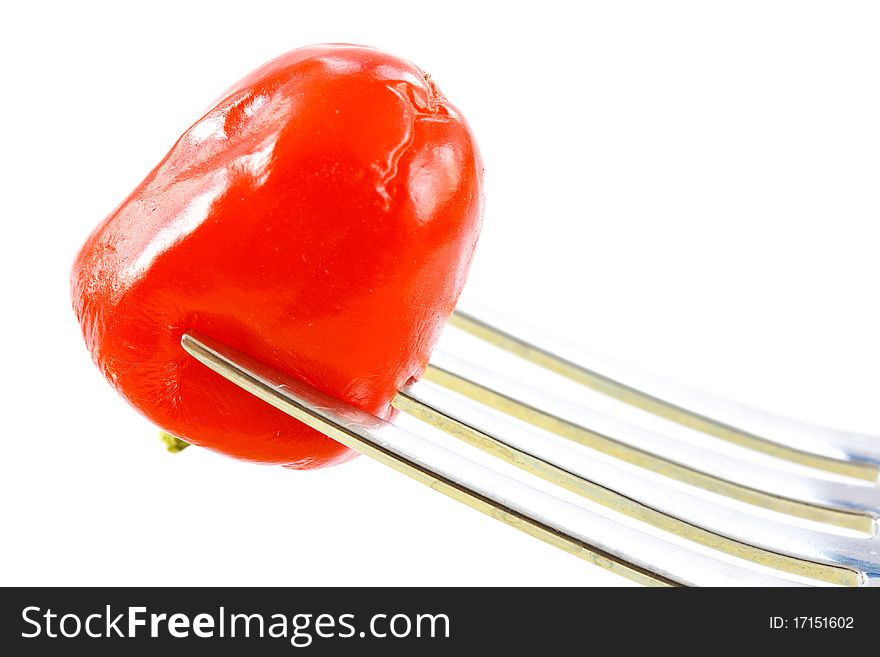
[371,82,418,212]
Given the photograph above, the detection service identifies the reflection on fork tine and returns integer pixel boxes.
[180,305,880,586]
[396,378,879,586]
[449,304,880,480]
[421,350,879,532]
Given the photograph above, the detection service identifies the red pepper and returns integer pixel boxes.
[71,44,483,469]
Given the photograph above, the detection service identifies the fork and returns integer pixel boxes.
[180,301,880,587]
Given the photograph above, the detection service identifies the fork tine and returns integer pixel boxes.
[396,378,880,586]
[180,330,805,587]
[426,349,879,532]
[452,303,880,481]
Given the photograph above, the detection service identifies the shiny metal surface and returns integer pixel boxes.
[425,350,880,532]
[181,330,803,587]
[398,378,880,586]
[451,303,880,481]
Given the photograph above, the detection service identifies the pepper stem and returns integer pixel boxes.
[159,431,190,454]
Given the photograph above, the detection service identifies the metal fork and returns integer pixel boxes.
[180,302,880,587]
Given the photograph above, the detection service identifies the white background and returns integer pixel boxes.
[1,1,879,587]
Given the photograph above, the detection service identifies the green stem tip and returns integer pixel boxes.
[159,431,190,454]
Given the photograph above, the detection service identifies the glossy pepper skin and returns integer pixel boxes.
[71,44,483,469]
